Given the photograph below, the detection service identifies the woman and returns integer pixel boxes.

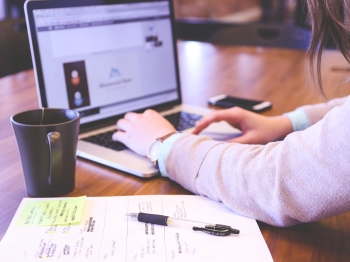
[112,0,350,227]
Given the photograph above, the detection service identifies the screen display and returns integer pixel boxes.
[28,1,179,124]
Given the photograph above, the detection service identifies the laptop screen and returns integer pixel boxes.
[25,0,181,125]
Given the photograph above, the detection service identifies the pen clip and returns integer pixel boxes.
[192,224,239,237]
[193,226,231,236]
[206,224,240,235]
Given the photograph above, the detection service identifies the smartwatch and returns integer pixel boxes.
[147,132,177,165]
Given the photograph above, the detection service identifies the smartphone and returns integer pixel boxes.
[208,94,272,112]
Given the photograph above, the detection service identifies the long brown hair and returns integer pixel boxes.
[307,0,350,97]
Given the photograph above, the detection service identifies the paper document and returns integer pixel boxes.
[0,195,273,261]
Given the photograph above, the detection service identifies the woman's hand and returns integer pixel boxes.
[192,107,293,144]
[112,109,176,156]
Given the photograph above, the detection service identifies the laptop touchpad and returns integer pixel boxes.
[183,121,242,141]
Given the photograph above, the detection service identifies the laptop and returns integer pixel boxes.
[24,0,241,177]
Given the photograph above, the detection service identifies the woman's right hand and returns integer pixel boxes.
[192,107,293,144]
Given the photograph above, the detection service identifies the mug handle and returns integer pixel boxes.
[47,132,63,186]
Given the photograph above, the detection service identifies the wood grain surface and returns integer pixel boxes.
[1,41,350,261]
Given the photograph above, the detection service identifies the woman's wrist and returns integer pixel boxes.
[271,115,294,140]
[158,133,184,177]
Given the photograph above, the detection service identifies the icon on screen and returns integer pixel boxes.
[63,61,91,109]
[109,67,121,78]
[71,70,80,85]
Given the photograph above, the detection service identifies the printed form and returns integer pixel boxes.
[0,195,273,261]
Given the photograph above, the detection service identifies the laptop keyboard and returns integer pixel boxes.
[82,129,127,151]
[82,111,202,151]
[164,111,202,132]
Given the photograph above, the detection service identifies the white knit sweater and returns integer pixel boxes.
[165,96,350,227]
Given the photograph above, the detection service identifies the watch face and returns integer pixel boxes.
[148,140,162,162]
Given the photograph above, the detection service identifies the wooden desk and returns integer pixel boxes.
[1,41,350,261]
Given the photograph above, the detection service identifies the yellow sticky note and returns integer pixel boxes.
[17,196,86,226]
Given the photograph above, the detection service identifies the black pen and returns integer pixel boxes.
[126,212,239,237]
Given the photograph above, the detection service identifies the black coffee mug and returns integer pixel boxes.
[11,108,80,197]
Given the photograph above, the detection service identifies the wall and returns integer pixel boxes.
[173,0,261,19]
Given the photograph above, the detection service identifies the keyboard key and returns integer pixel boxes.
[82,130,127,151]
[82,111,202,151]
[164,111,202,131]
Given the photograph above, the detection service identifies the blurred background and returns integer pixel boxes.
[0,0,25,20]
[0,0,307,25]
[175,0,299,24]
[0,0,313,78]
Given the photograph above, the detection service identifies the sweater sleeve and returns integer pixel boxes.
[294,96,349,125]
[283,96,349,131]
[165,97,350,227]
